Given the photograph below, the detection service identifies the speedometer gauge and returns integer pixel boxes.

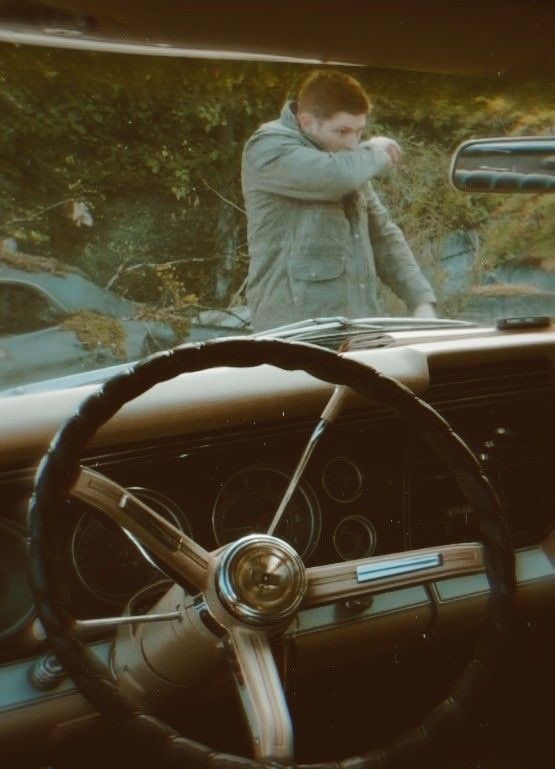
[212,465,321,560]
[71,487,191,606]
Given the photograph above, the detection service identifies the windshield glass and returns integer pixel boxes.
[0,44,553,392]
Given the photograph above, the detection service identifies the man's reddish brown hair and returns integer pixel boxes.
[297,70,370,119]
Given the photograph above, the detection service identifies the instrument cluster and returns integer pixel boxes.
[6,394,550,657]
[0,435,405,654]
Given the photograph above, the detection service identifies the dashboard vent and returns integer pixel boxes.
[427,357,553,404]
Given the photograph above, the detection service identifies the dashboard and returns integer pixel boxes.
[0,326,554,765]
[0,330,553,665]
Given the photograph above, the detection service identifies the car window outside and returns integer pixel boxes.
[0,43,553,390]
[0,283,61,335]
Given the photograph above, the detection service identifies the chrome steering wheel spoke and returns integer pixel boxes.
[304,541,485,607]
[226,625,294,764]
[73,466,213,593]
[267,385,347,537]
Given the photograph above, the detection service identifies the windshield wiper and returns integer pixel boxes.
[359,316,477,330]
[259,317,384,336]
[255,316,476,348]
[259,316,475,335]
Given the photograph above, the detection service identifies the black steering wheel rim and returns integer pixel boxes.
[28,338,516,768]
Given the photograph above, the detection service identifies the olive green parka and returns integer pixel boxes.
[242,103,436,331]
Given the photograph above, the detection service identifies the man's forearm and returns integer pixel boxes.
[374,232,437,311]
[244,139,392,201]
[368,192,436,310]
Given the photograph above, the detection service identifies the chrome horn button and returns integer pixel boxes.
[216,535,307,626]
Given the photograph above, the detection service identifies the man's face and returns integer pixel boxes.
[299,111,367,152]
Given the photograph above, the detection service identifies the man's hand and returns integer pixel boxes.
[413,302,437,319]
[362,136,402,165]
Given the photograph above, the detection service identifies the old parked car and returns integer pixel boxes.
[0,257,179,388]
[0,2,553,769]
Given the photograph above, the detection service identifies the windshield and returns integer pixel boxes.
[0,43,553,392]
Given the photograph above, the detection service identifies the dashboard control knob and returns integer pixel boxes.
[29,652,66,690]
[342,596,374,614]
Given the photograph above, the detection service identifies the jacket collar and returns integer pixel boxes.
[279,100,300,131]
[279,100,324,150]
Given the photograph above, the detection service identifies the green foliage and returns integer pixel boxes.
[0,44,553,317]
[132,263,198,338]
[62,310,126,358]
[480,195,555,266]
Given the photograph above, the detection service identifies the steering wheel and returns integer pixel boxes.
[28,338,515,768]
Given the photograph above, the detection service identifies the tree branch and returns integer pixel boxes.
[227,275,248,309]
[4,197,87,228]
[105,257,216,290]
[199,175,246,215]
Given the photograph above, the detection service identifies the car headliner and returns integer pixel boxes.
[0,1,553,80]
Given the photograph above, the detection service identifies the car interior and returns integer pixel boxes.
[0,2,553,768]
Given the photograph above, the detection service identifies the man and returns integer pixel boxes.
[241,69,436,331]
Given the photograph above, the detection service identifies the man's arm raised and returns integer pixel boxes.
[243,134,393,201]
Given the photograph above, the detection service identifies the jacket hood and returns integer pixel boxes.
[279,100,299,130]
[254,101,322,150]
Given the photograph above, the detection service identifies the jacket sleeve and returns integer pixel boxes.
[367,185,437,310]
[243,133,391,201]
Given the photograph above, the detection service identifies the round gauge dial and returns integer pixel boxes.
[0,521,35,641]
[333,516,377,561]
[71,487,191,606]
[322,456,364,503]
[212,465,321,559]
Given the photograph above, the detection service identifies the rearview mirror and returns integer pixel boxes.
[450,136,555,193]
